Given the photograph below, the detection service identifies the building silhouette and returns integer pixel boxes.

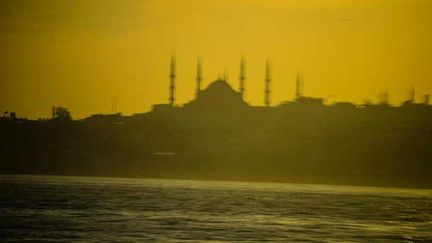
[156,56,338,115]
[1,55,432,188]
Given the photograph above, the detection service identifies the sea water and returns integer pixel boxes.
[1,175,431,242]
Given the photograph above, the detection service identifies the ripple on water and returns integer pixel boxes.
[0,175,431,242]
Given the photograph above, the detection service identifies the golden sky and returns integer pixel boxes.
[0,0,431,119]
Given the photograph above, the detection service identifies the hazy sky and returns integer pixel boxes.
[1,0,431,119]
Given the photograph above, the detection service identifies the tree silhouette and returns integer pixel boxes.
[52,107,72,120]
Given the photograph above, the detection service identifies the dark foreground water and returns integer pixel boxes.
[0,175,431,242]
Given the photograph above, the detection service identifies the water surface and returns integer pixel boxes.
[1,175,431,242]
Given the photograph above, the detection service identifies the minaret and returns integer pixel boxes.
[239,56,245,97]
[196,57,202,98]
[295,70,301,100]
[169,54,176,106]
[264,60,271,106]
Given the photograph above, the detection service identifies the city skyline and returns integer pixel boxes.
[2,54,431,119]
[161,55,430,108]
[1,0,431,119]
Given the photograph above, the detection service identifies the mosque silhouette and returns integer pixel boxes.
[152,55,326,114]
[0,55,431,188]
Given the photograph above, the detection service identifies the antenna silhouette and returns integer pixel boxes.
[264,59,271,106]
[169,54,176,106]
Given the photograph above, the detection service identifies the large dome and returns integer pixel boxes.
[200,79,240,99]
[183,79,248,110]
[205,79,235,92]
